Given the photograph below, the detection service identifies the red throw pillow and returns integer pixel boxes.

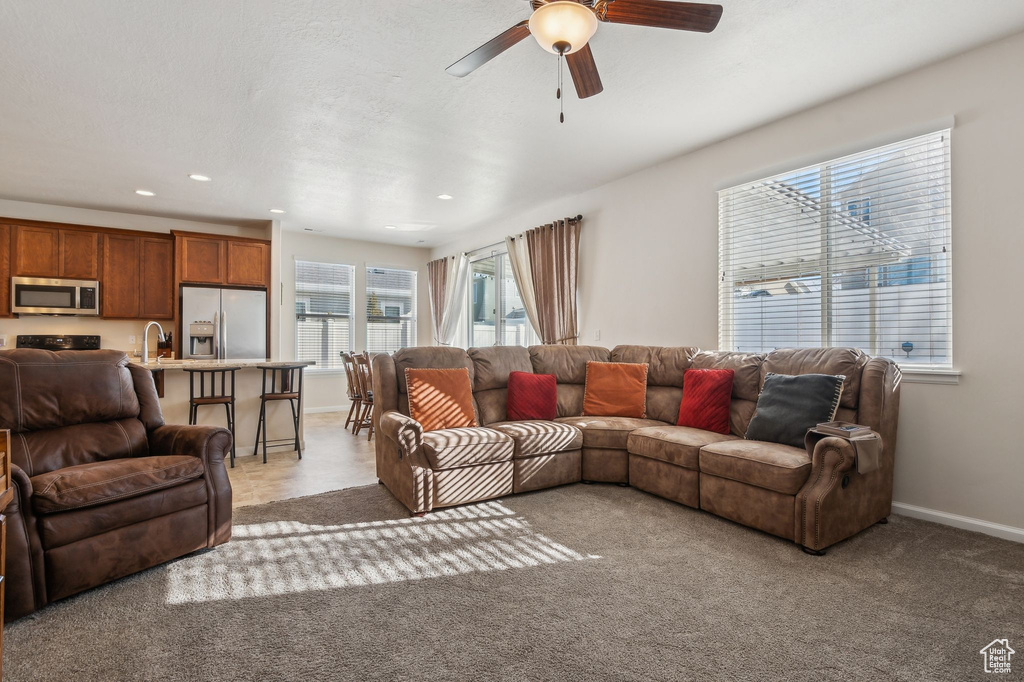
[677,369,734,435]
[506,371,557,421]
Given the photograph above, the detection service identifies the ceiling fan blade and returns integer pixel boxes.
[566,44,603,99]
[446,20,532,77]
[602,0,723,33]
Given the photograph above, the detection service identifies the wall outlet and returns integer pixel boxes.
[594,329,601,341]
[0,335,7,348]
[128,335,137,344]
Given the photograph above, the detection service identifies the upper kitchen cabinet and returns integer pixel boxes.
[226,240,269,286]
[12,224,99,279]
[12,225,59,277]
[59,229,100,279]
[178,234,226,284]
[139,237,174,319]
[174,231,270,288]
[101,234,141,318]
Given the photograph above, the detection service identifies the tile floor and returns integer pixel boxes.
[227,410,377,508]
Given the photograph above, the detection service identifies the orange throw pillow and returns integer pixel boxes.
[406,368,477,432]
[582,361,648,418]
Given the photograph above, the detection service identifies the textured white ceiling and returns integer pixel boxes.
[2,1,1023,245]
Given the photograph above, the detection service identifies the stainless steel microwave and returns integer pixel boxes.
[11,277,100,315]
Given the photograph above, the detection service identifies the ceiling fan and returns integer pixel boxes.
[446,0,724,105]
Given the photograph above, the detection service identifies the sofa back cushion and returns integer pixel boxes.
[394,347,476,396]
[690,351,766,437]
[761,347,868,411]
[406,368,477,432]
[529,345,610,417]
[611,345,698,423]
[0,349,140,433]
[469,346,534,425]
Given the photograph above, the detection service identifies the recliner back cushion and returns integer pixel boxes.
[469,346,533,391]
[610,346,696,386]
[0,349,140,432]
[761,347,868,410]
[393,347,475,395]
[11,419,150,476]
[529,345,610,384]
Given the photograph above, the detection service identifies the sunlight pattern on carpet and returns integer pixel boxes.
[165,500,597,604]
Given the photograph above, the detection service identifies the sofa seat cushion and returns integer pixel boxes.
[698,440,811,495]
[30,455,206,514]
[555,416,669,450]
[490,421,583,458]
[421,428,514,470]
[627,426,740,470]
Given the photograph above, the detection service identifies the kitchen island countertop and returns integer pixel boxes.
[135,358,316,370]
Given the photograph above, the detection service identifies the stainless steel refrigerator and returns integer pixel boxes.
[181,286,267,360]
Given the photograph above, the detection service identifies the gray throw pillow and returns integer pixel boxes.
[745,373,846,449]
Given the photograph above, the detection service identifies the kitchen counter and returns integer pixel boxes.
[136,358,316,370]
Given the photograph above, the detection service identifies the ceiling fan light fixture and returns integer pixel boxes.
[528,1,598,55]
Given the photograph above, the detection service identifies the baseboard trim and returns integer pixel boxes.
[303,406,347,415]
[892,502,1024,544]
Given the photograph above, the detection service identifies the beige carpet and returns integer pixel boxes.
[4,483,1022,681]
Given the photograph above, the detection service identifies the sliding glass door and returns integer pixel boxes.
[468,252,535,347]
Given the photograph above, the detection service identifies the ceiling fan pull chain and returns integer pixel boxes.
[558,53,564,123]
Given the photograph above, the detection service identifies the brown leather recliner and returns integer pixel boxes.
[0,349,232,621]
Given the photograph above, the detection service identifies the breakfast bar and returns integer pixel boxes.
[139,358,316,459]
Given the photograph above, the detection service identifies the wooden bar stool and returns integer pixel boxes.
[185,367,239,468]
[253,364,305,463]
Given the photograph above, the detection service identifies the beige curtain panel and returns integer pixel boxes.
[509,216,582,345]
[426,253,469,345]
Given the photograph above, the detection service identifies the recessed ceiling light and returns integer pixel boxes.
[269,208,286,214]
[188,174,211,182]
[384,225,397,230]
[437,194,453,200]
[135,189,155,196]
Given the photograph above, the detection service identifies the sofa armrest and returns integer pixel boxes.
[4,463,47,621]
[795,436,874,552]
[379,410,424,460]
[149,424,232,546]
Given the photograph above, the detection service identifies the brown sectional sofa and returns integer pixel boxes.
[372,344,901,554]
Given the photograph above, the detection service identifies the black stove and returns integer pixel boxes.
[17,335,101,351]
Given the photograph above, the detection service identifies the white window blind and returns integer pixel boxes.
[366,267,417,352]
[718,130,952,367]
[295,260,353,370]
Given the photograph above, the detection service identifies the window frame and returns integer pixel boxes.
[718,130,953,370]
[365,264,418,353]
[294,259,355,373]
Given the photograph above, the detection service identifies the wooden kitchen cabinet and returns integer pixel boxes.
[12,225,59,277]
[12,224,99,279]
[58,229,100,279]
[101,234,141,318]
[0,225,10,317]
[179,235,225,284]
[226,240,269,286]
[139,237,174,319]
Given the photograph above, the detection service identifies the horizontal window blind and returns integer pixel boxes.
[719,130,952,367]
[366,267,417,352]
[295,260,353,370]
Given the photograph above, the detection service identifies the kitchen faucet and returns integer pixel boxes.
[143,321,166,364]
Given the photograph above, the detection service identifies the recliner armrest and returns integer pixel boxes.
[150,424,232,464]
[149,424,232,546]
[379,410,423,460]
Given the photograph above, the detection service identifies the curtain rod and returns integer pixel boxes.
[456,215,585,257]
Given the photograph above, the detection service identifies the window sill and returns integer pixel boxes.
[899,367,961,385]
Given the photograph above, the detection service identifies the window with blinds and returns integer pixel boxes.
[718,130,952,367]
[366,267,417,352]
[295,260,353,370]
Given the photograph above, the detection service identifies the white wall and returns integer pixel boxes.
[0,198,268,355]
[432,32,1024,531]
[279,230,432,411]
